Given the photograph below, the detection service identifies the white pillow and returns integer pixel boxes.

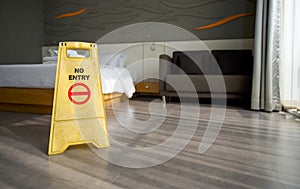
[42,57,57,64]
[44,49,58,64]
[67,49,85,58]
[99,52,127,67]
[48,49,58,57]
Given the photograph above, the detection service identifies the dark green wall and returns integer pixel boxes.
[44,0,256,45]
[0,0,44,64]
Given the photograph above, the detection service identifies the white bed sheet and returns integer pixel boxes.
[100,66,135,98]
[0,64,57,88]
[0,64,135,98]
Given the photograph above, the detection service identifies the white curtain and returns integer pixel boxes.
[251,0,282,112]
[280,0,300,110]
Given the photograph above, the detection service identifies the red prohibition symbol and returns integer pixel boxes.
[68,83,91,105]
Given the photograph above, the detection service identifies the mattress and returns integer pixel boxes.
[0,64,135,98]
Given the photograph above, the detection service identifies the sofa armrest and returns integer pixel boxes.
[159,54,172,93]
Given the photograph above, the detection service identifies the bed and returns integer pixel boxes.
[0,49,136,114]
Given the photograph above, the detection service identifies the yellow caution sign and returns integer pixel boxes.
[48,42,109,155]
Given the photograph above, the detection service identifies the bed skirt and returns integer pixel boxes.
[0,88,125,114]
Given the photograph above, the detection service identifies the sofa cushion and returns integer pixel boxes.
[173,51,218,75]
[166,74,210,92]
[211,50,253,75]
[165,74,252,93]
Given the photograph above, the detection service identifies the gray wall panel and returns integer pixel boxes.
[44,0,256,45]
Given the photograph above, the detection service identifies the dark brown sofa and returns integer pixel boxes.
[159,50,253,103]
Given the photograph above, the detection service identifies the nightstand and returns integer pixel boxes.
[135,79,159,94]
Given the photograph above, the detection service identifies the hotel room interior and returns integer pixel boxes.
[0,0,300,188]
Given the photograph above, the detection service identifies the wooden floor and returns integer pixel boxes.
[0,99,300,189]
